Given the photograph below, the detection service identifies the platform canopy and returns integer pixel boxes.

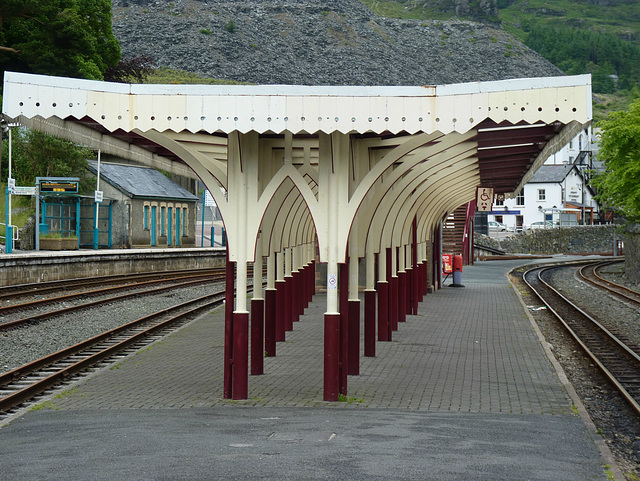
[2,71,591,273]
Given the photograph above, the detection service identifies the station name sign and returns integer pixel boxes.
[39,180,79,193]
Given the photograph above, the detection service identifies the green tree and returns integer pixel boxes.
[2,128,93,192]
[0,0,120,81]
[591,98,640,223]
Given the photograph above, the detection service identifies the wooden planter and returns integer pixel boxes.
[39,237,79,251]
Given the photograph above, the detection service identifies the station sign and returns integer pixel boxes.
[95,190,104,203]
[39,180,79,193]
[12,186,37,196]
[476,187,494,211]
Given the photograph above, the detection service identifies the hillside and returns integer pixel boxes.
[111,0,562,86]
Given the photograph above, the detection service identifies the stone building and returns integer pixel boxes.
[87,161,199,248]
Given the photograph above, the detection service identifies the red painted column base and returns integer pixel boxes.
[324,313,341,401]
[264,288,277,357]
[232,311,249,400]
[377,281,389,342]
[398,272,407,323]
[250,298,264,375]
[275,280,286,342]
[284,275,293,331]
[364,289,376,357]
[347,299,360,375]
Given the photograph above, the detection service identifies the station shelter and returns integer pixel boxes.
[2,72,592,401]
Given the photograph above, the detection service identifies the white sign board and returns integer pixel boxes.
[327,274,337,290]
[204,190,216,207]
[476,187,494,212]
[95,190,103,203]
[12,186,37,196]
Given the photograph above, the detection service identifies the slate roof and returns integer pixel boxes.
[528,164,576,183]
[88,161,198,201]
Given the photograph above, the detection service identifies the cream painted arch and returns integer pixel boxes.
[358,140,478,255]
[378,158,479,254]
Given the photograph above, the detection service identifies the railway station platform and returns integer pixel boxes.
[0,258,619,481]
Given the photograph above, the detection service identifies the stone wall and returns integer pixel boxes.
[478,225,619,255]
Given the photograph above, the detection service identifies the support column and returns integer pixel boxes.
[250,242,264,375]
[339,262,349,394]
[223,248,234,399]
[264,251,277,357]
[347,237,360,376]
[398,246,407,324]
[284,247,293,331]
[412,219,419,314]
[232,258,250,400]
[364,249,376,357]
[389,247,399,332]
[275,251,286,341]
[377,249,389,342]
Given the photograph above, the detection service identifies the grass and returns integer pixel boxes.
[141,67,248,85]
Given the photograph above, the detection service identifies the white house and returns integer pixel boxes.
[488,128,599,231]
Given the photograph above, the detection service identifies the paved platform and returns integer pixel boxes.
[0,258,618,480]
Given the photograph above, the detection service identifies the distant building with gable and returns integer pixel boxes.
[87,161,199,248]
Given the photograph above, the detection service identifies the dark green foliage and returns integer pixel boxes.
[524,23,640,94]
[0,0,121,81]
[1,129,93,193]
[591,98,640,223]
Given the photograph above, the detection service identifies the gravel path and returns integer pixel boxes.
[511,261,640,481]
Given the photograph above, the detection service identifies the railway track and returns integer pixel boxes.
[524,262,640,416]
[0,268,226,301]
[0,289,226,419]
[0,272,225,330]
[579,260,640,307]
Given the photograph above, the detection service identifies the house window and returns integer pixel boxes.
[161,207,166,235]
[144,205,149,230]
[538,189,546,201]
[495,197,504,206]
[516,190,524,206]
[182,208,187,236]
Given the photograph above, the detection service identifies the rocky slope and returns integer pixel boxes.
[112,0,563,85]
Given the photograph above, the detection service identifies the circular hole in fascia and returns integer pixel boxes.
[150,116,155,120]
[118,115,122,120]
[184,117,188,121]
[69,103,73,108]
[217,117,222,121]
[19,102,24,107]
[35,102,40,107]
[134,115,139,120]
[101,115,106,120]
[268,117,272,122]
[201,116,206,121]
[368,117,372,122]
[402,117,406,121]
[521,107,525,111]
[384,117,389,122]
[234,117,238,121]
[418,117,423,122]
[318,117,322,121]
[538,107,543,112]
[351,117,356,122]
[168,116,172,121]
[435,117,440,122]
[503,107,508,111]
[572,108,577,112]
[555,107,559,112]
[335,117,339,122]
[469,118,474,123]
[52,103,57,107]
[250,117,255,122]
[284,117,288,122]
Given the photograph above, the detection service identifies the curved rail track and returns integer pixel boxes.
[0,289,226,418]
[524,262,640,416]
[579,260,640,307]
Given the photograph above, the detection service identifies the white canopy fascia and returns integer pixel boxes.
[2,72,592,137]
